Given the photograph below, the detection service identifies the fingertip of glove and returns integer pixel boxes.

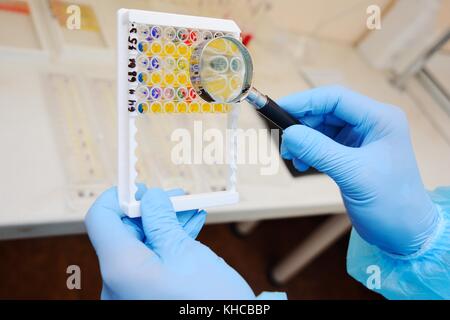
[96,186,118,202]
[85,187,121,228]
[135,183,147,200]
[166,188,185,197]
[198,209,207,218]
[143,187,166,198]
[141,188,173,210]
[293,158,310,172]
[284,124,303,134]
[275,97,290,107]
[276,93,302,109]
[192,210,207,228]
[87,186,122,217]
[280,149,293,160]
[283,125,304,144]
[187,210,208,239]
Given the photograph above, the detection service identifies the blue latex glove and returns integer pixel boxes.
[279,86,439,255]
[85,185,255,299]
[347,187,450,299]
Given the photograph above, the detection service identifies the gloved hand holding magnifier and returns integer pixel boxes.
[190,36,301,130]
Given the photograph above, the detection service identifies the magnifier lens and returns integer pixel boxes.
[191,37,300,130]
[198,37,249,103]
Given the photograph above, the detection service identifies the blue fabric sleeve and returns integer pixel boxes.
[346,186,450,299]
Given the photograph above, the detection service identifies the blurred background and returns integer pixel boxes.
[0,0,449,299]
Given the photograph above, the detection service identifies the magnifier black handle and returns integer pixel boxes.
[256,97,301,130]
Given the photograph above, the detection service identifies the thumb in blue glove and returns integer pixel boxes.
[279,85,439,256]
[85,186,255,299]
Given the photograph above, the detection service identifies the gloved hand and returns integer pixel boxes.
[279,85,439,255]
[85,185,255,299]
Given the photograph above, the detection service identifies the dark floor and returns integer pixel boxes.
[0,215,381,299]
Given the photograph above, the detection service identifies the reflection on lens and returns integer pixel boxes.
[208,55,228,73]
[204,75,228,97]
[229,75,243,91]
[230,57,243,73]
[198,37,248,103]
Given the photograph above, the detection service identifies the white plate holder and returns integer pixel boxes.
[117,9,240,217]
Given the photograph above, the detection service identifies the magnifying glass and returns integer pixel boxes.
[190,36,301,130]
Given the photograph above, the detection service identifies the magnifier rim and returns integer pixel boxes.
[190,36,253,104]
